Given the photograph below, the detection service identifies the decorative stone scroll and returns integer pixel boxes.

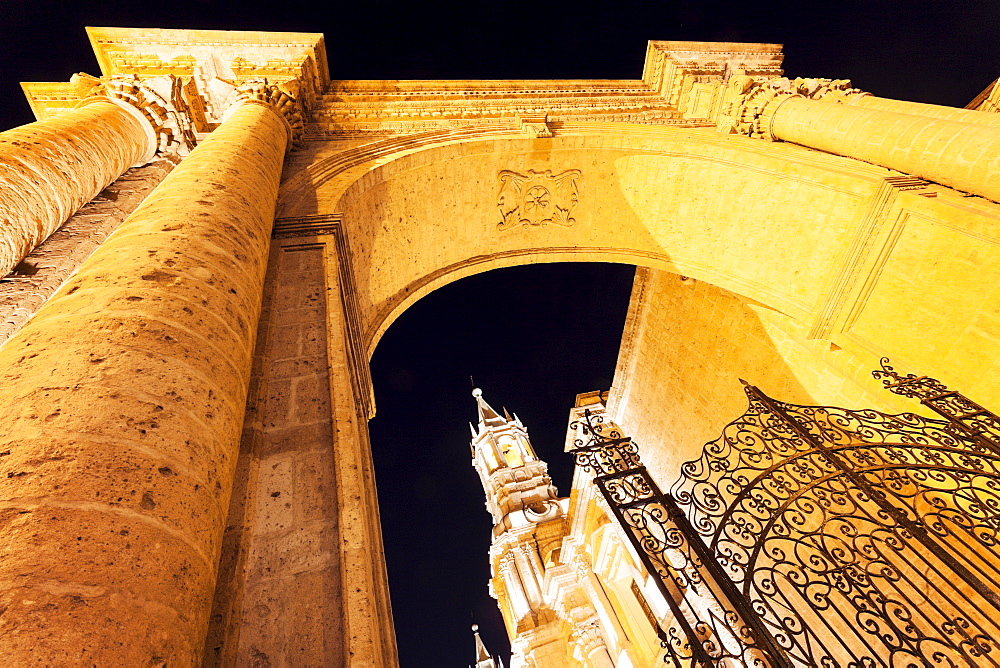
[497,169,581,230]
[720,75,869,139]
[234,78,305,149]
[791,77,869,103]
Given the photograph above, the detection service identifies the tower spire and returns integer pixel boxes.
[472,387,504,427]
[471,623,502,668]
[469,388,558,525]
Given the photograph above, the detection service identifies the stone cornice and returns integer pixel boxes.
[86,27,327,108]
[310,60,754,136]
[22,28,319,159]
[21,35,800,144]
[310,80,679,137]
[642,40,785,122]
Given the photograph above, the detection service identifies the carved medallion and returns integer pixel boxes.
[497,169,581,231]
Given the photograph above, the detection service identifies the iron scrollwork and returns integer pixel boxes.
[574,362,1000,666]
[570,409,792,667]
[670,364,1000,667]
[874,357,1000,451]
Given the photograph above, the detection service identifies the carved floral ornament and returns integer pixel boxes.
[719,75,869,140]
[497,169,581,231]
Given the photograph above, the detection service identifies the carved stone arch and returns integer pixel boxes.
[258,122,1000,665]
[277,124,996,405]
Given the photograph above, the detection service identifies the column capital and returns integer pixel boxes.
[77,73,198,162]
[20,27,325,157]
[720,75,869,139]
[230,78,304,149]
[570,617,608,656]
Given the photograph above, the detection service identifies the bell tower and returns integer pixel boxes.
[470,388,562,526]
[469,388,574,666]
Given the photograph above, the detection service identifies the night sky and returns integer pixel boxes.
[1,1,999,666]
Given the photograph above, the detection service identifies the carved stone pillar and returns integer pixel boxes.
[0,90,290,665]
[572,619,614,668]
[724,76,1000,203]
[0,96,155,278]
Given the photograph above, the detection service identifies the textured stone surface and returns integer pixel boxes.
[0,101,286,665]
[205,241,345,667]
[0,101,150,278]
[772,96,1000,202]
[607,268,927,487]
[0,160,174,348]
[851,95,1000,127]
[6,29,1000,668]
[278,123,999,414]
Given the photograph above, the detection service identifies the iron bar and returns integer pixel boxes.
[573,408,794,667]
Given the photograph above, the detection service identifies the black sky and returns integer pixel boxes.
[1,1,999,666]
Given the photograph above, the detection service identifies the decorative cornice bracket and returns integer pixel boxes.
[516,114,553,138]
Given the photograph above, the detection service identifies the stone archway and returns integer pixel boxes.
[233,123,1000,664]
[282,126,1000,410]
[2,28,999,667]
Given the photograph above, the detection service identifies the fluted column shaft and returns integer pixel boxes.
[849,95,1000,128]
[0,100,153,277]
[0,100,287,665]
[770,97,1000,202]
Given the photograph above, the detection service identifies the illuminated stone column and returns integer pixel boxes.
[848,94,1000,128]
[573,621,614,668]
[726,76,1000,203]
[0,89,290,665]
[0,97,155,277]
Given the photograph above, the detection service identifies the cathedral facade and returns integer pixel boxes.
[0,27,998,666]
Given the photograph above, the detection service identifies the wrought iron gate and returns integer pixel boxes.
[571,360,1000,667]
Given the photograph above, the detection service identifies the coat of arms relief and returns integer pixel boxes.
[496,169,581,231]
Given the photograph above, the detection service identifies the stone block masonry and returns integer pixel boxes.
[207,243,345,666]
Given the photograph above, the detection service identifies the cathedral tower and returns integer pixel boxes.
[471,389,617,667]
[470,388,562,527]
